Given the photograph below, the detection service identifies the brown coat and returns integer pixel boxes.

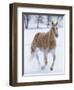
[31,29,56,52]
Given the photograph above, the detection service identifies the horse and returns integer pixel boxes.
[31,21,58,71]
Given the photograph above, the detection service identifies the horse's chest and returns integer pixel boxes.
[49,39,56,49]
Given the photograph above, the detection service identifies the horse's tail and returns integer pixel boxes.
[31,32,40,54]
[31,46,35,54]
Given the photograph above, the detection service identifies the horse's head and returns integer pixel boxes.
[51,21,58,38]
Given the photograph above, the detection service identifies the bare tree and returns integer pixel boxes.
[37,15,43,29]
[24,15,30,29]
[47,16,51,27]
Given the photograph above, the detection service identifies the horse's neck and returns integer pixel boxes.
[48,29,56,42]
[47,29,56,48]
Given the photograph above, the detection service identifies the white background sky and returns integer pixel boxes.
[0,0,74,90]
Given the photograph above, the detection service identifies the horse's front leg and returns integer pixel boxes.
[50,49,56,71]
[41,51,48,70]
[44,54,48,65]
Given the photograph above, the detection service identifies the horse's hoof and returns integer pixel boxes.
[50,67,53,71]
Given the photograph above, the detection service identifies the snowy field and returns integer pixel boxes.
[23,27,65,76]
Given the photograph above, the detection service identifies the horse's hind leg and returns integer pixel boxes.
[30,44,36,60]
[50,49,55,71]
[36,53,40,65]
[31,45,41,66]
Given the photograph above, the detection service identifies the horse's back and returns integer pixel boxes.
[34,32,48,48]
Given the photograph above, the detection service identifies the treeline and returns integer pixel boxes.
[23,15,63,29]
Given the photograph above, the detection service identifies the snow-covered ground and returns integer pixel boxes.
[23,27,65,76]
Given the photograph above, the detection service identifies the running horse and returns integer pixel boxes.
[31,21,58,70]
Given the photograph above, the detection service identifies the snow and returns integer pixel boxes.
[23,27,65,76]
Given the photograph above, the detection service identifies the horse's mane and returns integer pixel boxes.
[46,28,55,40]
[46,28,56,48]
